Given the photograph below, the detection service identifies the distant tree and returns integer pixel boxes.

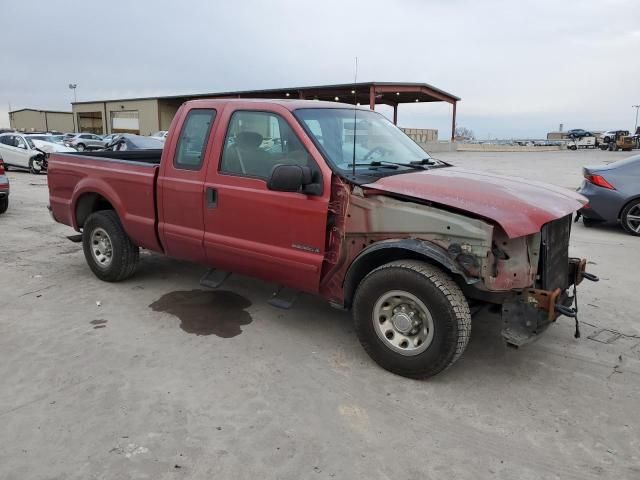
[455,126,475,139]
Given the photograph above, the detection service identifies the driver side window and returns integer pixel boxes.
[220,110,317,179]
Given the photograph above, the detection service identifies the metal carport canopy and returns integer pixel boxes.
[184,81,460,140]
[74,81,461,140]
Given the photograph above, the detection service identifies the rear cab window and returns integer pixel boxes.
[174,109,216,170]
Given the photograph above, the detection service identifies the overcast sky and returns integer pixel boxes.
[1,0,639,138]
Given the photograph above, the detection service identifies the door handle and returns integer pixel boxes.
[206,187,217,208]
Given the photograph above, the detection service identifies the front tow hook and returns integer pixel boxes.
[583,272,599,282]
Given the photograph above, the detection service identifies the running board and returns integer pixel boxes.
[200,269,231,289]
[268,286,299,309]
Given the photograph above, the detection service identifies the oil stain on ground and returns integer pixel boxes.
[149,290,252,338]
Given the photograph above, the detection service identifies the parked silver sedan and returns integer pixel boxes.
[65,133,107,151]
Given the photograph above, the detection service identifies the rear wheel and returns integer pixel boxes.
[0,197,8,214]
[76,143,86,151]
[82,210,140,281]
[621,199,640,236]
[353,260,471,379]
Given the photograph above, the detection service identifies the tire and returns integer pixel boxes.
[569,145,577,150]
[620,199,640,236]
[29,157,44,175]
[76,143,85,151]
[0,197,8,214]
[82,210,140,281]
[353,260,471,379]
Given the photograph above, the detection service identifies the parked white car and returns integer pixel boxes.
[566,136,597,150]
[26,135,77,154]
[150,130,168,141]
[0,133,50,173]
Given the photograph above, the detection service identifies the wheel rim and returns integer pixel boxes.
[90,227,113,268]
[372,290,435,356]
[31,160,42,172]
[77,144,84,151]
[625,204,640,233]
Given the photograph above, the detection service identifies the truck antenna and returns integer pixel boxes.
[352,57,358,179]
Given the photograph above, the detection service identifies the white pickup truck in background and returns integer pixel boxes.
[567,136,597,150]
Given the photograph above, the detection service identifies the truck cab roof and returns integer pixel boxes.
[184,98,363,111]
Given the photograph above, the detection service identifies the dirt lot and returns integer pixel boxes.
[1,149,639,479]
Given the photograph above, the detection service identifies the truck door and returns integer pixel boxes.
[202,107,331,294]
[157,108,217,264]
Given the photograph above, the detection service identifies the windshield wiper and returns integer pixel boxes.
[410,158,437,166]
[348,160,428,170]
[426,157,453,167]
[347,161,399,170]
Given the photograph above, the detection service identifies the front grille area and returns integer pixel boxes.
[538,214,572,291]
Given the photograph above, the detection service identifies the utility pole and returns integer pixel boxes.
[69,83,78,132]
[68,83,77,103]
[633,105,640,133]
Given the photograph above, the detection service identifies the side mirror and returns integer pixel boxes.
[267,164,321,195]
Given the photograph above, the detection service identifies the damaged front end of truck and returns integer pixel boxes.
[321,170,599,348]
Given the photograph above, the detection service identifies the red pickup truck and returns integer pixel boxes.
[48,99,597,378]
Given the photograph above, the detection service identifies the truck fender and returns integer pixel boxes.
[71,178,126,231]
[342,238,477,309]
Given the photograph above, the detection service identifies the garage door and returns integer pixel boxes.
[111,111,140,134]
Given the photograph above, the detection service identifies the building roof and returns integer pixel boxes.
[9,108,72,115]
[72,81,460,106]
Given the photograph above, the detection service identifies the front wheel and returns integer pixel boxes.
[82,210,140,281]
[353,260,471,379]
[0,197,8,214]
[29,157,44,174]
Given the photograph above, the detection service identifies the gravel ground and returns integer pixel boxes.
[0,149,638,479]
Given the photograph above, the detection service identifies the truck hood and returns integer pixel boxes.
[364,167,587,238]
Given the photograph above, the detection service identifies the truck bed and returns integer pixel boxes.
[48,151,162,252]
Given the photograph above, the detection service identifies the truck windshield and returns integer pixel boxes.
[294,108,438,174]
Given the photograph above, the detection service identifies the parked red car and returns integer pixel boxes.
[0,154,9,214]
[47,99,597,378]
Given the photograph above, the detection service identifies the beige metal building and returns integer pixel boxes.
[9,109,74,133]
[71,82,460,138]
[73,98,182,136]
